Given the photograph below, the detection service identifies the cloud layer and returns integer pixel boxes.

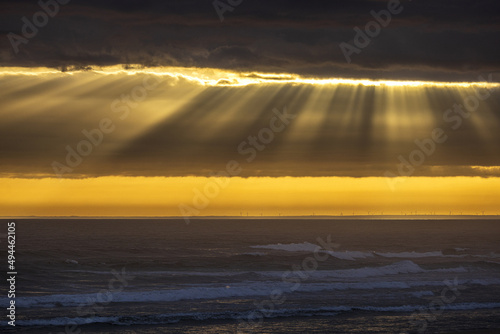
[1,69,499,178]
[1,0,500,80]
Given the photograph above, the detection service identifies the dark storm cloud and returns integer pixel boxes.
[1,0,500,80]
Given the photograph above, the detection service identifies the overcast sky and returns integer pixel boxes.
[1,0,500,81]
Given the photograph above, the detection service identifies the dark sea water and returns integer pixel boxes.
[1,218,500,333]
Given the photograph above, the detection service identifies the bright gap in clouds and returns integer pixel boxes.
[1,66,499,88]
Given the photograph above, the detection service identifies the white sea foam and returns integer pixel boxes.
[15,316,119,327]
[250,242,321,252]
[63,259,469,282]
[2,283,406,308]
[325,250,374,260]
[249,243,478,260]
[8,272,482,309]
[375,251,443,258]
[258,260,425,279]
[250,242,372,260]
[411,291,434,297]
[11,303,500,327]
[325,260,425,277]
[467,278,500,285]
[242,252,267,256]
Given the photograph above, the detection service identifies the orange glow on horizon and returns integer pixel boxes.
[1,176,499,217]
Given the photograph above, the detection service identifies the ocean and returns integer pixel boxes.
[1,218,500,333]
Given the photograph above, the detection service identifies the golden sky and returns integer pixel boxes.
[1,176,499,217]
[1,67,499,217]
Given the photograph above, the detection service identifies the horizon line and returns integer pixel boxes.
[2,214,500,220]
